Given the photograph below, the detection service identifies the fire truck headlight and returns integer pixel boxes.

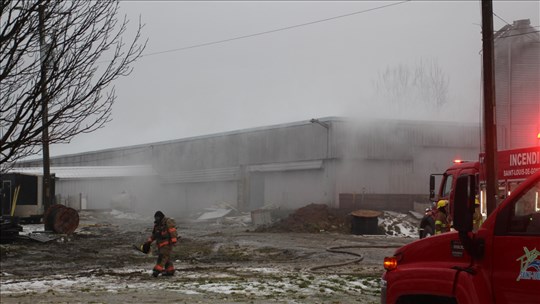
[384,256,398,271]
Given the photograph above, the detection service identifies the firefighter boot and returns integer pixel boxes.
[163,263,175,276]
[153,263,164,277]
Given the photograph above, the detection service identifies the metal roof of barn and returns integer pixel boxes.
[7,165,157,179]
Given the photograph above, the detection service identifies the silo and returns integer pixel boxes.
[494,19,540,150]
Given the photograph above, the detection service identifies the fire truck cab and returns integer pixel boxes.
[420,161,480,238]
[420,146,540,239]
[382,170,540,304]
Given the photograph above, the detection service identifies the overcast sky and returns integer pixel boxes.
[47,0,539,157]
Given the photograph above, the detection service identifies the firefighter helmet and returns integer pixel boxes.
[154,210,165,224]
[437,200,448,209]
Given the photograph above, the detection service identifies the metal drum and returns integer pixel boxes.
[44,204,79,234]
[350,209,381,235]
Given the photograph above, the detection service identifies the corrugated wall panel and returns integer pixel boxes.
[185,181,238,214]
[264,170,329,209]
[494,23,540,150]
[56,177,158,210]
[161,167,240,184]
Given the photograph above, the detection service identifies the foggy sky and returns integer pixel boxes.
[46,1,540,157]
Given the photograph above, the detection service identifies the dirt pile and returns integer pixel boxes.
[257,203,351,233]
[255,204,420,237]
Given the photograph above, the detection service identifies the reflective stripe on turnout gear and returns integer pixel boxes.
[435,220,447,227]
[158,240,170,247]
[149,217,178,244]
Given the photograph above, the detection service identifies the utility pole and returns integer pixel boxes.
[38,3,53,212]
[481,0,498,216]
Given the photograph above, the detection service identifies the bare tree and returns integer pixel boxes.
[0,0,146,171]
[373,59,449,110]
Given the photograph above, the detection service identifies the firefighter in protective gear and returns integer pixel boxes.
[435,200,450,235]
[145,211,178,277]
[473,196,483,231]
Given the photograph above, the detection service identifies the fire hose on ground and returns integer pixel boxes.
[309,244,402,272]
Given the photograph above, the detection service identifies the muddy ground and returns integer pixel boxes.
[1,208,418,304]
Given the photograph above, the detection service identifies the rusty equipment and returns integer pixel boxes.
[44,204,79,234]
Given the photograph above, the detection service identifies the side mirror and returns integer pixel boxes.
[429,175,436,200]
[453,174,476,233]
[453,174,484,259]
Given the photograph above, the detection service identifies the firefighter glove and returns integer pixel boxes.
[141,242,151,254]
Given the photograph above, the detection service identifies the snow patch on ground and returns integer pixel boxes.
[109,209,145,220]
[20,224,44,236]
[1,267,381,297]
[242,267,282,274]
[379,211,419,238]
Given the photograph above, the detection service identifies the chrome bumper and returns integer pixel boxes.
[380,278,387,304]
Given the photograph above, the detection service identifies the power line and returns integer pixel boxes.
[493,11,540,29]
[492,11,539,38]
[493,12,510,26]
[498,30,540,38]
[491,10,539,44]
[140,1,410,58]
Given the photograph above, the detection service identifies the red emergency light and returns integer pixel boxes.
[454,159,465,163]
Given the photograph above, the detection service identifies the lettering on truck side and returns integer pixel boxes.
[504,168,540,177]
[510,151,540,167]
[500,148,540,179]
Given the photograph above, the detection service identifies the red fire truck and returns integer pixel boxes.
[419,146,540,238]
[382,9,539,302]
[382,170,540,304]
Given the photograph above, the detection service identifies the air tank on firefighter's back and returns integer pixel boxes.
[494,19,540,150]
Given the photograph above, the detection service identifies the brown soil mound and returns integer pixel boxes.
[257,203,351,233]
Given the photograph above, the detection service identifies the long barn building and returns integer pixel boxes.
[15,117,480,218]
